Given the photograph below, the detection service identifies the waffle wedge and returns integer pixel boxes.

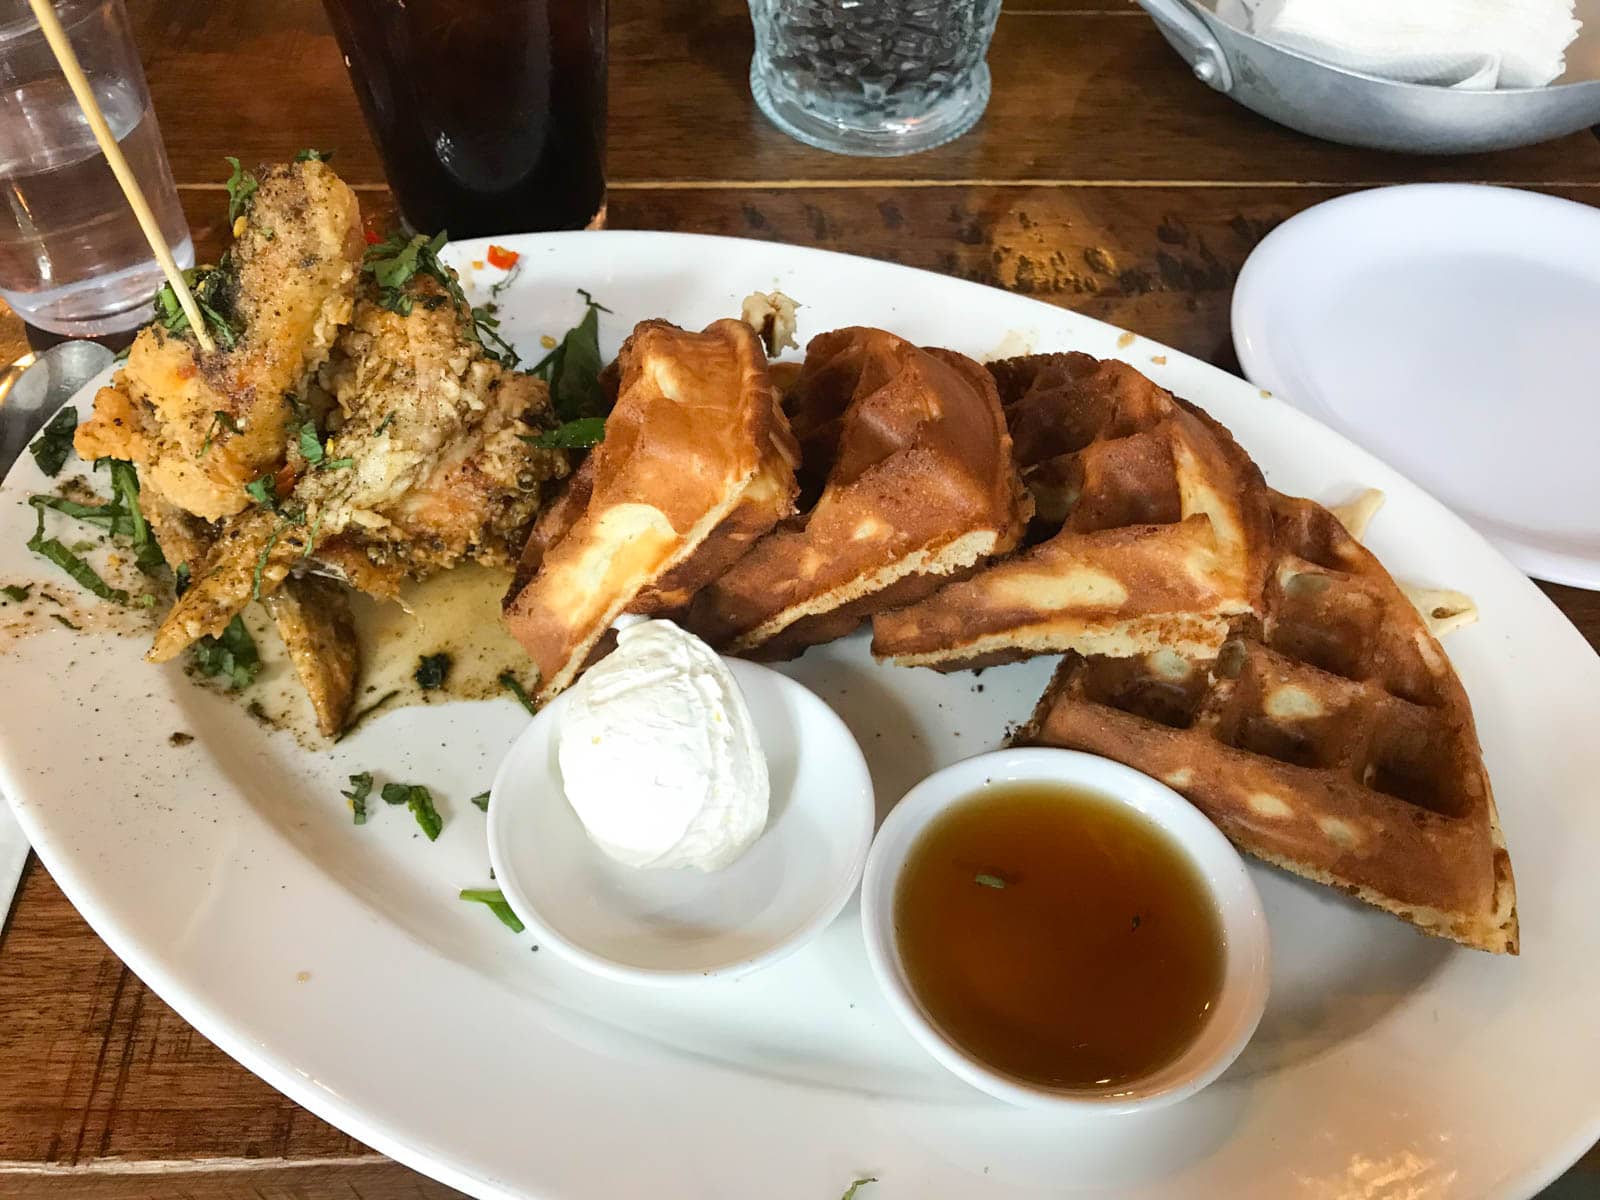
[503,318,798,701]
[873,353,1272,668]
[1015,490,1517,954]
[686,327,1031,657]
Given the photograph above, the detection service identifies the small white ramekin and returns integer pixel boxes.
[859,747,1270,1113]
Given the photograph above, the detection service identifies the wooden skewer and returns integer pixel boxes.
[25,0,214,352]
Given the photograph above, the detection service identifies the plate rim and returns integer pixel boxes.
[4,226,1599,1200]
[1230,182,1600,589]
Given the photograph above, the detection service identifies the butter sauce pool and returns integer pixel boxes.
[894,782,1225,1090]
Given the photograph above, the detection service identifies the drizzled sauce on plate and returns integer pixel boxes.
[894,782,1224,1089]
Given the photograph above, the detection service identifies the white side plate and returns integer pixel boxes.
[2,231,1598,1200]
[1233,183,1600,588]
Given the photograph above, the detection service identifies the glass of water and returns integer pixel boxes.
[0,0,191,336]
[748,0,1002,157]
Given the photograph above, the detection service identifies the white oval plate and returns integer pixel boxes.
[487,658,874,986]
[2,231,1599,1200]
[1233,183,1600,589]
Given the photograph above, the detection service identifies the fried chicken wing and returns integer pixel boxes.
[263,576,359,738]
[148,274,566,662]
[74,160,363,520]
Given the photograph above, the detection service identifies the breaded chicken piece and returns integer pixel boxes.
[147,275,567,662]
[75,160,363,520]
[262,576,359,737]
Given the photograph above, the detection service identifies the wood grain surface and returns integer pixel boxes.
[0,1,1596,1197]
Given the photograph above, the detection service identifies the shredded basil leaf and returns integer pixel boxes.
[459,887,524,933]
[199,410,242,458]
[294,148,334,162]
[154,263,238,349]
[470,791,490,812]
[244,474,278,509]
[297,421,324,465]
[174,562,191,596]
[362,229,519,366]
[498,671,538,716]
[25,507,128,604]
[380,782,443,841]
[532,290,612,420]
[28,406,77,477]
[415,653,451,690]
[224,156,258,223]
[841,1179,878,1200]
[108,460,165,576]
[342,771,373,825]
[522,417,606,450]
[974,873,1007,890]
[2,583,30,601]
[190,615,260,690]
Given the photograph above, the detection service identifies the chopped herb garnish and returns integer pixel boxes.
[190,614,260,689]
[374,412,395,436]
[841,1179,878,1200]
[489,261,521,301]
[498,671,538,716]
[112,341,132,363]
[363,229,519,367]
[459,887,525,933]
[108,460,165,576]
[244,474,278,509]
[25,507,128,604]
[28,406,77,477]
[974,873,1007,890]
[294,148,334,162]
[50,613,79,631]
[321,457,354,471]
[224,156,258,223]
[338,688,399,740]
[531,290,611,421]
[1,583,30,601]
[381,781,443,841]
[174,562,191,596]
[251,512,306,600]
[155,263,238,349]
[415,653,451,690]
[522,416,606,450]
[342,771,373,825]
[28,494,134,537]
[470,791,490,812]
[297,421,325,464]
[199,410,242,458]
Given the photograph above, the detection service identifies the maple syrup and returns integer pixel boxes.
[894,782,1224,1089]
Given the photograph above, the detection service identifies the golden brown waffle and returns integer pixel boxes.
[503,319,798,701]
[872,353,1272,668]
[1016,490,1517,954]
[684,328,1032,658]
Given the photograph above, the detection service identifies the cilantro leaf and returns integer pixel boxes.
[224,156,258,223]
[415,653,450,690]
[342,771,373,825]
[459,887,525,933]
[191,615,260,689]
[28,406,77,477]
[25,507,127,605]
[522,417,606,450]
[381,782,443,841]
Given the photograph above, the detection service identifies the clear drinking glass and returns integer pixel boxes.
[748,0,1002,157]
[0,0,191,336]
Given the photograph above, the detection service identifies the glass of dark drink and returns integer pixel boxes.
[321,0,607,237]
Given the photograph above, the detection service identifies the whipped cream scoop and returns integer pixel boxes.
[557,618,769,871]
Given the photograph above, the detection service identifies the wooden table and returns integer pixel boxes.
[1,2,1596,1196]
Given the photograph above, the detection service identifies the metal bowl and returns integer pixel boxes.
[1139,0,1600,154]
